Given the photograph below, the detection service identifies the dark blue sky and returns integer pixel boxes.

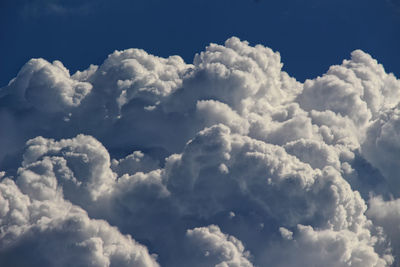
[1,0,399,86]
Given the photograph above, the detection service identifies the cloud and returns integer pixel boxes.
[297,50,400,127]
[0,173,159,267]
[1,37,400,266]
[5,59,92,112]
[271,224,393,267]
[2,125,389,266]
[361,108,400,196]
[367,196,400,262]
[185,225,254,267]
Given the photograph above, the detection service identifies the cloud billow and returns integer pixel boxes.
[0,37,399,266]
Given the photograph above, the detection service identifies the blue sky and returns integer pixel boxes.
[1,0,399,86]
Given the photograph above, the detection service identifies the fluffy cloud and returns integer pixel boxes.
[1,37,400,266]
[272,224,392,267]
[367,196,400,262]
[297,50,400,127]
[186,225,253,267]
[2,125,389,266]
[4,59,92,113]
[361,108,400,196]
[0,170,159,267]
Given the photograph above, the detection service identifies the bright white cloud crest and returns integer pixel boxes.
[1,37,400,266]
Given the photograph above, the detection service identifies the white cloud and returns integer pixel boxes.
[271,224,393,267]
[0,175,159,267]
[361,108,400,196]
[186,225,254,267]
[367,196,400,263]
[297,50,400,127]
[1,37,400,266]
[21,134,116,202]
[5,59,92,113]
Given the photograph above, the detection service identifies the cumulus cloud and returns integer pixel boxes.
[1,37,400,266]
[271,224,392,267]
[0,171,159,267]
[367,196,400,262]
[297,50,400,127]
[186,225,253,267]
[5,59,92,113]
[361,108,400,196]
